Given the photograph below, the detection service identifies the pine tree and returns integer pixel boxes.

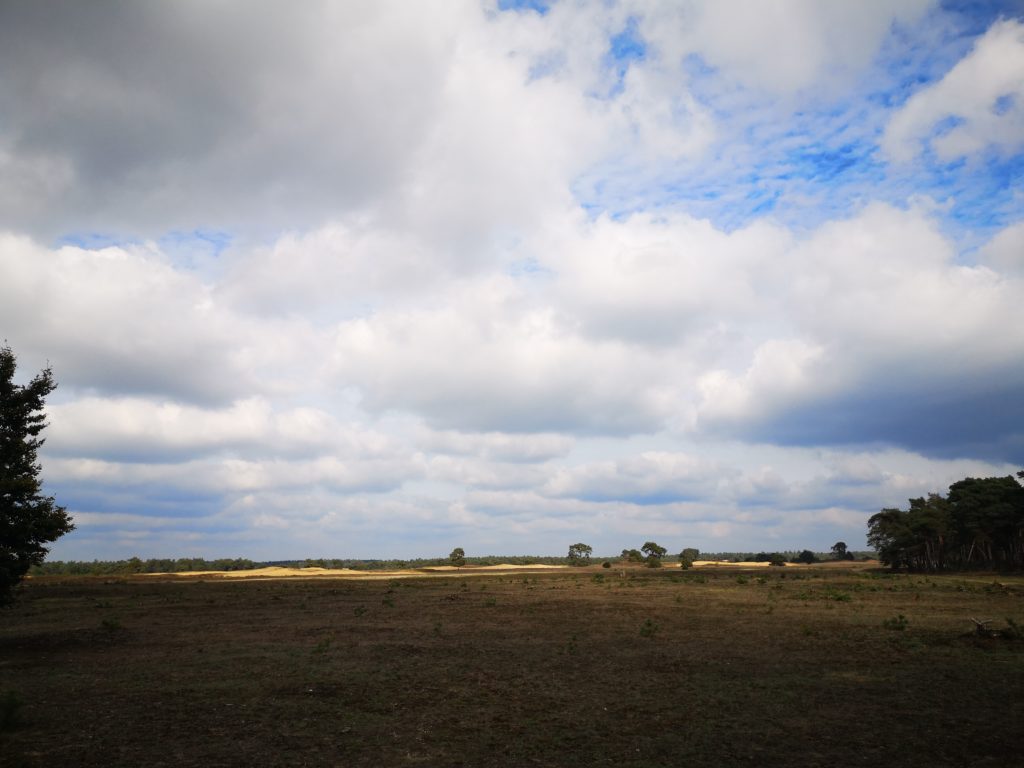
[1,345,74,605]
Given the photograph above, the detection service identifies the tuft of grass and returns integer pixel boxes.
[825,589,852,602]
[883,614,909,631]
[639,618,659,638]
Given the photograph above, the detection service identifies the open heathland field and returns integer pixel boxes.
[1,564,1022,767]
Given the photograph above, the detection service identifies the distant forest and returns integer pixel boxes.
[31,555,576,576]
[31,550,872,576]
[869,471,1024,572]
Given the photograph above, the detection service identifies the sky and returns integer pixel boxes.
[2,0,1023,561]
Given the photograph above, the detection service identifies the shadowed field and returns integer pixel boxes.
[1,565,1022,767]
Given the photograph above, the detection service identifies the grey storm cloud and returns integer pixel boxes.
[0,0,453,239]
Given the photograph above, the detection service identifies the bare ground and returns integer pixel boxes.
[1,564,1022,767]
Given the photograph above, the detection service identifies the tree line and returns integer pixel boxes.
[868,472,1024,571]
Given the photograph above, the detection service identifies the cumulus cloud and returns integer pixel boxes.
[45,397,403,463]
[692,205,1024,459]
[0,234,266,403]
[327,275,677,435]
[883,18,1024,163]
[549,213,791,346]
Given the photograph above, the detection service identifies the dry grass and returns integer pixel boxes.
[1,564,1022,767]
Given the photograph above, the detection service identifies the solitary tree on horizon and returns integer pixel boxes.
[567,542,592,565]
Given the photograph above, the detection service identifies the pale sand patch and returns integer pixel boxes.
[142,563,568,581]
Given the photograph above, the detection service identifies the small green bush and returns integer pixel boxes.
[601,561,611,569]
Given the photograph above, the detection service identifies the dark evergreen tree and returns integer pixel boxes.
[1,346,74,605]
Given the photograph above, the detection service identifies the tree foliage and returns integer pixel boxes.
[1,346,74,605]
[448,547,466,568]
[868,474,1024,571]
[830,541,852,560]
[678,547,699,569]
[796,549,817,564]
[641,541,666,563]
[567,542,592,566]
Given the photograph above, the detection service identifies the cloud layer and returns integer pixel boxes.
[1,0,1022,560]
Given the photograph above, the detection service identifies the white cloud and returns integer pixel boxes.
[635,0,934,95]
[883,18,1024,163]
[0,234,267,403]
[550,212,791,345]
[45,396,403,463]
[416,428,573,463]
[542,451,723,502]
[693,204,1024,440]
[327,274,677,435]
[978,220,1024,276]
